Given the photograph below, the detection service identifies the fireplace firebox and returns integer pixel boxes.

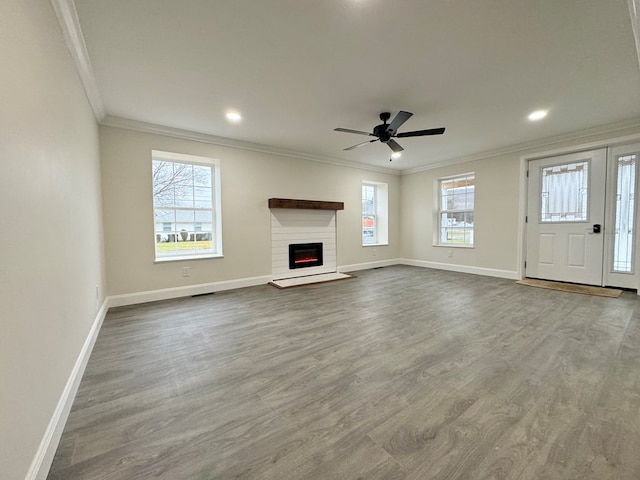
[289,243,323,270]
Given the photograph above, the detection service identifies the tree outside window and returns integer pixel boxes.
[152,151,222,260]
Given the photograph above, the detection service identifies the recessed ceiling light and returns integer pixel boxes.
[528,109,548,121]
[225,111,242,123]
[391,152,402,160]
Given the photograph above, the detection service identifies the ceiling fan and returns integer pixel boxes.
[334,111,445,155]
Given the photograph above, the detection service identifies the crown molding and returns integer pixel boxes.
[48,0,640,175]
[50,0,106,121]
[400,117,640,175]
[101,115,401,175]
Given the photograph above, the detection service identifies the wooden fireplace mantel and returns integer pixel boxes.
[268,198,344,211]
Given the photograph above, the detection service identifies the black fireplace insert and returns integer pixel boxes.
[289,242,323,269]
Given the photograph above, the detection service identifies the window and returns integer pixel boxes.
[613,153,636,273]
[438,173,475,246]
[362,181,388,245]
[362,184,376,244]
[152,150,222,261]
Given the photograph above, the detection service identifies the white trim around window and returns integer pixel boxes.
[362,181,389,246]
[435,172,475,247]
[152,150,223,262]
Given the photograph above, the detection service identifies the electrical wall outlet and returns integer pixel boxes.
[182,267,190,277]
[372,248,377,257]
[448,249,453,258]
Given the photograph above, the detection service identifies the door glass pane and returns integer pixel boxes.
[540,161,589,222]
[613,154,636,273]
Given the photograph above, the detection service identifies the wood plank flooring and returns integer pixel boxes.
[47,266,640,479]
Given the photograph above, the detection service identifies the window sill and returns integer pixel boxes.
[155,254,223,263]
[433,244,474,249]
[363,243,389,247]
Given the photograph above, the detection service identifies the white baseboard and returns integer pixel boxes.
[107,275,273,308]
[27,259,516,479]
[27,299,109,480]
[108,260,518,309]
[399,258,519,280]
[338,258,400,273]
[340,258,518,280]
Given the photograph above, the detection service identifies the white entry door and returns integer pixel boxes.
[526,149,606,286]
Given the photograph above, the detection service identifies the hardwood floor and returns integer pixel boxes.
[47,266,640,479]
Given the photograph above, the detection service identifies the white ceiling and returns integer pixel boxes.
[72,0,640,172]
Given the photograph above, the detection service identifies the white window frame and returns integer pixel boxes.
[152,150,223,262]
[604,143,640,289]
[362,181,388,246]
[435,173,475,247]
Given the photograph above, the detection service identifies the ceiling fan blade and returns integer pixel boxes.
[396,127,446,138]
[387,139,404,153]
[334,127,375,136]
[344,139,379,151]
[387,111,413,134]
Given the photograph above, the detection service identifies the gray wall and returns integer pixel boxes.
[399,125,640,277]
[0,1,105,479]
[100,125,401,297]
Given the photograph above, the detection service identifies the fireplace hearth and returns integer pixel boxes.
[289,243,323,270]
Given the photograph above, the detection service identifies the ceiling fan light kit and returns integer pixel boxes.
[335,110,445,160]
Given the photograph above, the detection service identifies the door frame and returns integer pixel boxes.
[518,132,640,293]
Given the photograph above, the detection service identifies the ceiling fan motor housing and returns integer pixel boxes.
[373,123,392,142]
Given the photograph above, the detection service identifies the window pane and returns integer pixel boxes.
[362,185,375,214]
[194,187,212,208]
[540,161,589,222]
[194,238,213,251]
[441,188,454,210]
[155,222,172,233]
[362,184,377,244]
[439,174,474,245]
[152,154,219,259]
[154,209,174,223]
[613,154,636,273]
[464,211,474,225]
[153,186,175,207]
[173,163,194,186]
[195,210,213,222]
[441,213,467,244]
[197,223,213,233]
[174,185,194,208]
[175,210,194,222]
[362,214,376,244]
[156,235,179,257]
[193,165,212,187]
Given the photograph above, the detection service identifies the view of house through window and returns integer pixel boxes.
[438,173,475,246]
[362,181,389,246]
[152,151,222,260]
[362,183,377,244]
